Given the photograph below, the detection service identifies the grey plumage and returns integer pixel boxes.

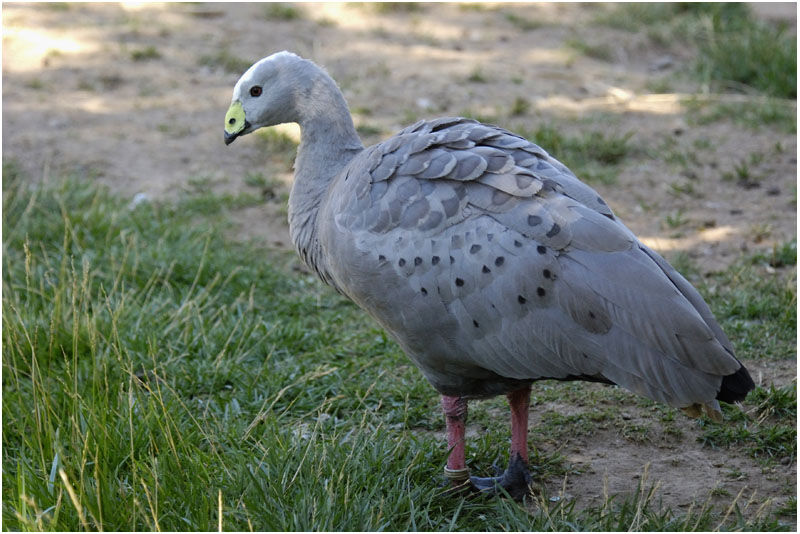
[224,51,753,425]
[321,116,744,415]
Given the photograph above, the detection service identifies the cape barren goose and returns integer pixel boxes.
[223,51,754,499]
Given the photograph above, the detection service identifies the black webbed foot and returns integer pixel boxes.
[447,454,531,501]
[470,454,531,500]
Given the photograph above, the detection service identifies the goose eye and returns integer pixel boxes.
[250,86,263,97]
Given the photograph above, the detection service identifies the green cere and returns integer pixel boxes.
[225,100,246,135]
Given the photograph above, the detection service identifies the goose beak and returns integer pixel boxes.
[224,130,240,145]
[224,100,249,145]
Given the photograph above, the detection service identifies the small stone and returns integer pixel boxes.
[650,55,674,71]
[737,179,760,190]
[128,192,150,209]
[416,97,433,110]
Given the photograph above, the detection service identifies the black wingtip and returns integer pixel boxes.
[716,364,756,403]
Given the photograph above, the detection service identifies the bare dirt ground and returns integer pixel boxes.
[3,1,796,525]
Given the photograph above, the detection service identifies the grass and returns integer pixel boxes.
[242,172,287,203]
[199,48,252,76]
[466,67,488,83]
[692,7,796,98]
[509,96,531,117]
[25,78,45,90]
[2,161,795,530]
[593,2,678,32]
[355,123,384,137]
[663,210,688,229]
[644,76,674,94]
[753,239,797,269]
[254,128,299,170]
[683,97,796,133]
[522,125,635,184]
[701,242,797,362]
[596,3,796,98]
[668,180,695,198]
[459,109,500,126]
[721,158,762,188]
[370,2,423,14]
[263,3,303,21]
[177,180,265,214]
[2,165,436,530]
[565,37,614,62]
[130,46,161,62]
[699,385,796,463]
[658,136,701,171]
[43,2,70,10]
[504,12,543,32]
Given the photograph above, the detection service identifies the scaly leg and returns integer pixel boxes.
[441,395,470,486]
[442,387,533,500]
[507,386,531,465]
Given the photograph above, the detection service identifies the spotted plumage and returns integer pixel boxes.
[319,116,746,409]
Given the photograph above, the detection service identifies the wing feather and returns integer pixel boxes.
[322,117,743,408]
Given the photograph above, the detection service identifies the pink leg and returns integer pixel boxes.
[507,386,531,464]
[455,386,533,499]
[441,395,469,482]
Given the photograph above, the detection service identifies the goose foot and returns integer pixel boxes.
[443,455,532,500]
[468,454,532,500]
